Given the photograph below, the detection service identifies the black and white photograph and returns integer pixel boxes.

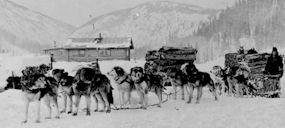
[0,0,284,127]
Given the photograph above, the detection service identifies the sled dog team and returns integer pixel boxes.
[4,62,219,123]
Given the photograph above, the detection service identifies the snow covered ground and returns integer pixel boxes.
[0,54,285,128]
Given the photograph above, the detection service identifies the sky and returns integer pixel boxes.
[10,0,236,27]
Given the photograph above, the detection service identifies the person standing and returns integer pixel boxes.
[265,47,283,77]
[264,47,284,93]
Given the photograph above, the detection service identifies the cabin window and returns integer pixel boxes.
[99,49,111,56]
[78,49,86,57]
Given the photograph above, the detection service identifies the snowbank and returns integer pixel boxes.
[0,54,285,128]
[1,88,285,128]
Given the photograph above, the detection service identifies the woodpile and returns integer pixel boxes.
[225,52,270,74]
[145,46,197,73]
[225,53,239,68]
[243,53,270,75]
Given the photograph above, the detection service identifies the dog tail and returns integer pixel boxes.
[107,89,114,104]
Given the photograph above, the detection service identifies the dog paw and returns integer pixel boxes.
[195,101,200,104]
[94,109,98,112]
[55,116,60,119]
[186,101,191,104]
[67,111,72,114]
[157,105,161,108]
[22,120,27,124]
[45,117,51,119]
[111,105,119,110]
[86,111,91,116]
[106,109,111,113]
[60,110,66,113]
[98,110,104,112]
[72,113,77,116]
[35,120,40,123]
[116,105,122,109]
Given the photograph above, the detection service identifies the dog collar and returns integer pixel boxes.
[115,77,120,82]
[134,78,145,84]
[115,75,130,85]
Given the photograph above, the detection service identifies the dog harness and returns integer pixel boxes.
[134,81,148,93]
[115,74,132,85]
[73,82,90,95]
[133,78,145,84]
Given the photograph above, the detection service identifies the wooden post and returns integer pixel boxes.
[127,48,131,61]
[50,54,54,69]
[11,71,15,89]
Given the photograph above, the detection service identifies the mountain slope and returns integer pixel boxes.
[0,0,75,53]
[71,1,218,59]
[9,0,236,26]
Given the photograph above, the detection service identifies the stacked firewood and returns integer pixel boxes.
[243,53,270,74]
[243,53,280,97]
[145,46,197,73]
[225,53,239,68]
[225,51,270,74]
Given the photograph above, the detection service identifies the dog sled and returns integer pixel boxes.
[225,50,281,97]
[145,46,197,74]
[249,74,281,97]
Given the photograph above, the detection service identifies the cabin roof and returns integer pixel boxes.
[65,37,133,49]
[44,37,134,51]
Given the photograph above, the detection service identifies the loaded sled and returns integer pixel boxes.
[225,49,281,97]
[145,46,197,86]
[145,46,197,74]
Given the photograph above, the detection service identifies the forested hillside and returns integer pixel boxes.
[193,0,284,62]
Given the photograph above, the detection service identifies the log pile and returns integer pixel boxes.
[145,46,197,73]
[225,53,239,68]
[225,52,270,74]
[243,53,270,74]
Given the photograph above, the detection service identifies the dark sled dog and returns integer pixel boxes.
[5,73,60,123]
[130,66,164,108]
[72,67,113,116]
[92,73,114,112]
[52,69,75,114]
[166,67,188,100]
[210,65,229,95]
[182,63,218,104]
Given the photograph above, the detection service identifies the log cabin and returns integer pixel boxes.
[44,34,134,62]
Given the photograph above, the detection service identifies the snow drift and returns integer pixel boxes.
[0,54,284,128]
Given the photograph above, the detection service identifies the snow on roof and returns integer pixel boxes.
[64,37,134,49]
